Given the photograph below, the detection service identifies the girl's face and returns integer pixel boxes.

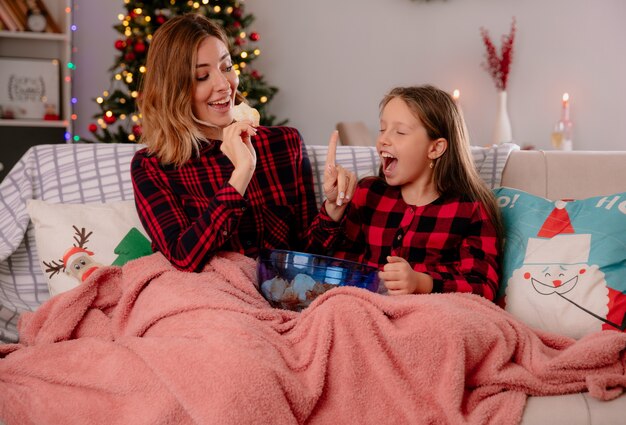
[376,97,437,190]
[192,36,239,135]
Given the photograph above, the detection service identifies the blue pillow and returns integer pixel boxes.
[493,187,626,339]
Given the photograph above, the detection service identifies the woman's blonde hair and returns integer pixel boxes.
[138,13,241,166]
[379,85,504,247]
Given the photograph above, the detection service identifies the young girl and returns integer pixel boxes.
[331,85,503,300]
[131,14,354,272]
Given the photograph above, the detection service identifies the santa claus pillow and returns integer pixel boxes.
[493,187,626,339]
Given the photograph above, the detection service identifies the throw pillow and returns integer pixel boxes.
[494,187,626,339]
[27,200,152,297]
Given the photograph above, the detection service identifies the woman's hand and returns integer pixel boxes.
[222,120,258,195]
[379,256,433,295]
[324,131,357,221]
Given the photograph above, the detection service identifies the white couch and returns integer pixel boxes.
[0,142,624,424]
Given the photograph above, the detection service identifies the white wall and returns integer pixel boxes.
[72,0,121,139]
[73,0,626,151]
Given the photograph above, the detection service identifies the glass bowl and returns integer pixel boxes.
[257,249,381,311]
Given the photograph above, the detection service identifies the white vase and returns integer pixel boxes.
[492,90,513,145]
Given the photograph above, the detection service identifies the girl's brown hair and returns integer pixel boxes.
[380,85,504,247]
[138,13,242,166]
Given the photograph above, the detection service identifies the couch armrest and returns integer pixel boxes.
[336,121,375,146]
[501,150,548,197]
[502,150,626,199]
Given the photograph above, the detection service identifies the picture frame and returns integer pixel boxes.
[0,57,60,120]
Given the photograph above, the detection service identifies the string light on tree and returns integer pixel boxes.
[84,0,284,143]
[63,4,76,141]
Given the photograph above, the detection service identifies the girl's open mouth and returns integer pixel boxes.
[381,152,398,174]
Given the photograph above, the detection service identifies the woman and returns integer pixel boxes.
[131,13,356,272]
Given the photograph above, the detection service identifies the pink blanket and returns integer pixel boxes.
[1,252,625,425]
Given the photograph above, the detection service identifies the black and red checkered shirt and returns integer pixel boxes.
[131,126,340,272]
[331,178,500,300]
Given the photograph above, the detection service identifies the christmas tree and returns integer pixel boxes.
[85,0,282,143]
[111,228,153,266]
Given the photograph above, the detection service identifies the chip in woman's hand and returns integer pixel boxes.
[232,102,260,126]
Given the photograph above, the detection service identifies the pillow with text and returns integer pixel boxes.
[494,187,626,339]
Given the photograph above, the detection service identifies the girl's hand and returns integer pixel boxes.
[379,256,433,295]
[222,120,258,195]
[323,131,357,221]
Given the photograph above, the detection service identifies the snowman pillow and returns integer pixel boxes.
[493,187,626,339]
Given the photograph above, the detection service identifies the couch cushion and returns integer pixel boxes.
[305,144,379,205]
[520,393,590,425]
[494,187,626,339]
[521,392,626,425]
[306,142,519,198]
[472,142,519,189]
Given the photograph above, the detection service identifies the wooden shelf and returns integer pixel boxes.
[0,118,69,128]
[0,31,67,42]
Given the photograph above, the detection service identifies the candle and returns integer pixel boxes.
[551,92,573,150]
[561,93,570,120]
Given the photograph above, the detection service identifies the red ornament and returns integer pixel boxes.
[250,70,262,80]
[234,38,245,46]
[232,7,243,19]
[103,115,117,125]
[114,39,126,50]
[132,124,142,137]
[88,123,98,133]
[129,10,137,19]
[155,15,166,25]
[134,41,146,54]
[232,21,241,29]
[249,32,259,42]
[124,52,136,62]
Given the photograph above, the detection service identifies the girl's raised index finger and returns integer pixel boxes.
[326,130,339,167]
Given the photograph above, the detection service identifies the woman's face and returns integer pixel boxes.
[192,36,239,134]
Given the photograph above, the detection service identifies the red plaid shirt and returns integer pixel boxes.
[131,126,339,272]
[332,178,500,300]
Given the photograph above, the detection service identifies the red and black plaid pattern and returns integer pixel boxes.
[334,178,501,300]
[131,126,339,272]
